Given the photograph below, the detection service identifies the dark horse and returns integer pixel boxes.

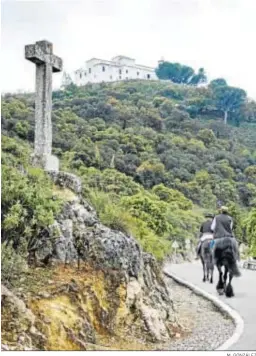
[213,237,241,298]
[200,238,214,283]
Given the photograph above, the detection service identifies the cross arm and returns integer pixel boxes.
[25,40,63,72]
[25,44,47,65]
[51,55,63,72]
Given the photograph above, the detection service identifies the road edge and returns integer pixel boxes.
[163,269,244,351]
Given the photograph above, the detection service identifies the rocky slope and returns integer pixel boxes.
[1,172,180,351]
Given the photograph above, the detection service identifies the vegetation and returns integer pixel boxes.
[156,61,207,85]
[1,78,256,261]
[243,208,256,256]
[1,136,63,250]
[209,79,247,125]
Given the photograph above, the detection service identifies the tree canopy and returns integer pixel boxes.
[155,61,207,85]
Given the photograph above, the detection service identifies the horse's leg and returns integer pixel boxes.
[210,258,214,284]
[216,263,224,295]
[206,265,209,281]
[210,265,214,284]
[225,270,234,298]
[209,248,214,283]
[204,259,209,281]
[223,265,228,292]
[206,257,210,281]
[201,256,206,282]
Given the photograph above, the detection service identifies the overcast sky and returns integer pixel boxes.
[1,0,256,98]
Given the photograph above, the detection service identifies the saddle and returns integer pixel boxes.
[200,233,213,242]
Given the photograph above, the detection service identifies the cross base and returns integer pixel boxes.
[31,153,59,172]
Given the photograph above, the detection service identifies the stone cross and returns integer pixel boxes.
[25,40,63,171]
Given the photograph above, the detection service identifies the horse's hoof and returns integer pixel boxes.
[225,285,234,298]
[203,278,206,282]
[210,279,213,284]
[217,289,224,295]
[226,292,234,298]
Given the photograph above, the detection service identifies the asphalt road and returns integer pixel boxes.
[164,261,256,351]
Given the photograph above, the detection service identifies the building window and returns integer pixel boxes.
[126,77,128,80]
[80,73,82,79]
[102,66,105,72]
[89,68,91,74]
[126,69,128,74]
[137,71,140,76]
[119,69,122,74]
[119,76,122,80]
[110,75,112,80]
[84,72,87,76]
[147,74,151,79]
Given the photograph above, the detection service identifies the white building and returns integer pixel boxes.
[71,55,158,86]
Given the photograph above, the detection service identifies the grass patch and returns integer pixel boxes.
[53,185,78,201]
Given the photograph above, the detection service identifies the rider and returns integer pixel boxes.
[210,206,240,260]
[211,206,233,239]
[196,213,214,258]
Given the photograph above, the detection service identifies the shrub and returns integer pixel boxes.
[87,190,170,260]
[1,242,28,288]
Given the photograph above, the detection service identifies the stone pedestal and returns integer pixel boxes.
[45,155,59,172]
[31,153,59,172]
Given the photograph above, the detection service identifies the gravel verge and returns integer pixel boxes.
[165,277,235,351]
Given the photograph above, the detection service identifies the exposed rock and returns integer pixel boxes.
[1,344,9,351]
[126,278,142,308]
[139,304,170,342]
[2,183,179,350]
[48,171,82,194]
[37,292,51,298]
[1,284,46,350]
[167,251,195,264]
[36,198,142,277]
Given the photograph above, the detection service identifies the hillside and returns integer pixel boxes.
[2,80,256,260]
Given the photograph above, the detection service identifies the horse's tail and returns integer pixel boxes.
[224,239,241,277]
[225,254,241,277]
[214,237,241,277]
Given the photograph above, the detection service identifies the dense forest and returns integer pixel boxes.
[2,77,256,263]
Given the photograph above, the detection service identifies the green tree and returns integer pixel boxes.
[152,183,193,210]
[15,121,30,139]
[189,68,207,85]
[209,78,227,89]
[213,85,247,125]
[244,100,256,123]
[245,166,256,184]
[136,160,166,188]
[196,129,216,147]
[156,62,194,84]
[121,193,172,235]
[243,208,256,256]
